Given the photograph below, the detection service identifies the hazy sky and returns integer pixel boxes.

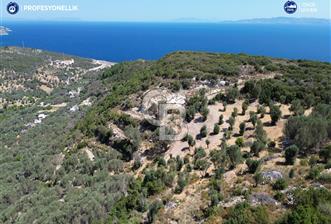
[1,0,330,22]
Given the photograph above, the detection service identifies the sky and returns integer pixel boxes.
[1,0,330,22]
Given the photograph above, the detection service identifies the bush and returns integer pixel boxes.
[239,122,246,136]
[250,140,265,156]
[246,159,261,174]
[242,101,249,115]
[201,106,209,121]
[235,138,244,147]
[133,159,142,170]
[277,188,331,224]
[270,104,282,125]
[319,145,331,163]
[318,173,331,183]
[187,135,196,147]
[206,139,210,148]
[215,167,225,179]
[147,200,163,223]
[285,145,299,165]
[284,105,331,154]
[157,157,167,167]
[309,155,319,167]
[257,105,266,118]
[250,112,258,127]
[208,178,223,207]
[255,120,267,144]
[226,87,239,103]
[254,173,263,187]
[307,165,323,180]
[176,156,184,171]
[274,192,285,202]
[194,159,210,171]
[226,145,242,168]
[143,169,170,196]
[290,100,305,116]
[194,147,207,160]
[210,149,226,166]
[273,178,288,191]
[185,90,208,122]
[175,173,188,194]
[95,125,113,144]
[228,116,235,130]
[181,79,191,90]
[200,125,208,138]
[219,114,224,125]
[171,80,181,92]
[232,107,238,118]
[213,124,220,135]
[224,202,270,224]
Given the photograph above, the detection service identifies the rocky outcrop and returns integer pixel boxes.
[249,193,279,206]
[261,171,283,184]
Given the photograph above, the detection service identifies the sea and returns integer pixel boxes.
[1,21,330,62]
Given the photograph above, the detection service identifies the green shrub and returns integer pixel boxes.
[284,107,330,154]
[270,104,282,125]
[255,120,267,144]
[250,140,265,156]
[226,145,242,168]
[213,124,220,135]
[285,145,299,165]
[319,145,331,163]
[175,173,188,194]
[290,100,304,116]
[318,173,331,183]
[235,138,244,147]
[277,188,331,224]
[194,147,207,160]
[95,125,113,144]
[239,122,246,136]
[250,112,258,127]
[232,107,238,118]
[200,125,208,138]
[228,116,235,130]
[273,178,288,191]
[219,114,224,125]
[194,159,210,171]
[242,101,249,115]
[246,159,261,174]
[224,202,270,224]
[306,165,323,180]
[147,200,163,223]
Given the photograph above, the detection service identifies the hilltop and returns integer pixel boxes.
[0,48,331,223]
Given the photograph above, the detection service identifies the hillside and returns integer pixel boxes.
[1,48,331,223]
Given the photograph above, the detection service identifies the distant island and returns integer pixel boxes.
[173,17,331,25]
[0,26,11,36]
[230,17,331,25]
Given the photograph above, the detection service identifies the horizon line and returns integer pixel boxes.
[2,16,331,23]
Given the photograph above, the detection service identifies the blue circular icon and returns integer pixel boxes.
[284,1,297,14]
[7,2,19,15]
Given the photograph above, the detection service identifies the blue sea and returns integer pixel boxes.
[1,21,331,62]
